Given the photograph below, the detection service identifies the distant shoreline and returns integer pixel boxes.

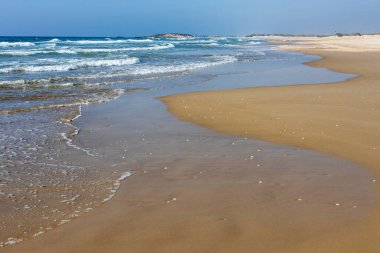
[1,32,379,39]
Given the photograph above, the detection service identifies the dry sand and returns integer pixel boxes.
[4,35,380,253]
[162,35,380,252]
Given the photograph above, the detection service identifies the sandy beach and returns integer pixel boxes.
[162,35,380,252]
[3,35,380,252]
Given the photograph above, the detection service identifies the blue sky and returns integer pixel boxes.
[1,0,380,36]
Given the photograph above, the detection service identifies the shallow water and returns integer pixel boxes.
[74,64,376,248]
[0,37,367,248]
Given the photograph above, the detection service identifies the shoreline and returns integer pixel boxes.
[161,36,380,251]
[3,36,379,252]
[163,37,380,170]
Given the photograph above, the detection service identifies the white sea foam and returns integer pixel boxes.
[74,58,140,67]
[0,78,77,88]
[46,43,57,49]
[58,88,127,156]
[0,50,40,56]
[0,49,63,56]
[249,41,262,45]
[118,171,132,181]
[78,55,238,80]
[64,39,130,45]
[60,194,81,203]
[59,104,98,157]
[0,47,79,56]
[74,43,174,53]
[0,48,77,56]
[0,79,26,86]
[103,171,132,202]
[3,237,23,246]
[128,55,238,76]
[0,57,139,73]
[199,42,220,46]
[46,38,61,43]
[0,44,174,56]
[171,39,217,44]
[0,42,35,47]
[54,49,77,54]
[126,39,154,43]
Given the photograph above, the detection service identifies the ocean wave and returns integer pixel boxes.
[171,39,217,44]
[0,49,78,56]
[46,39,61,43]
[0,42,35,47]
[125,39,154,43]
[75,58,139,67]
[54,49,77,54]
[75,43,174,53]
[0,44,174,56]
[0,58,139,73]
[249,41,262,45]
[195,42,221,47]
[64,39,130,45]
[131,55,238,75]
[82,55,238,79]
[0,78,78,89]
[0,79,27,87]
[0,50,38,56]
[0,55,238,89]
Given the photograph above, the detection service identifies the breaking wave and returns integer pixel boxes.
[0,42,35,47]
[0,58,139,73]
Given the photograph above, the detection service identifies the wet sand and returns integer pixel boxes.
[3,37,379,252]
[162,36,380,251]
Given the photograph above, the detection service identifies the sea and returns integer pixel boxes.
[0,36,267,106]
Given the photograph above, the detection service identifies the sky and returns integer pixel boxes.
[1,0,380,36]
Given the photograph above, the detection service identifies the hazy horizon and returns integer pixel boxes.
[1,0,380,37]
